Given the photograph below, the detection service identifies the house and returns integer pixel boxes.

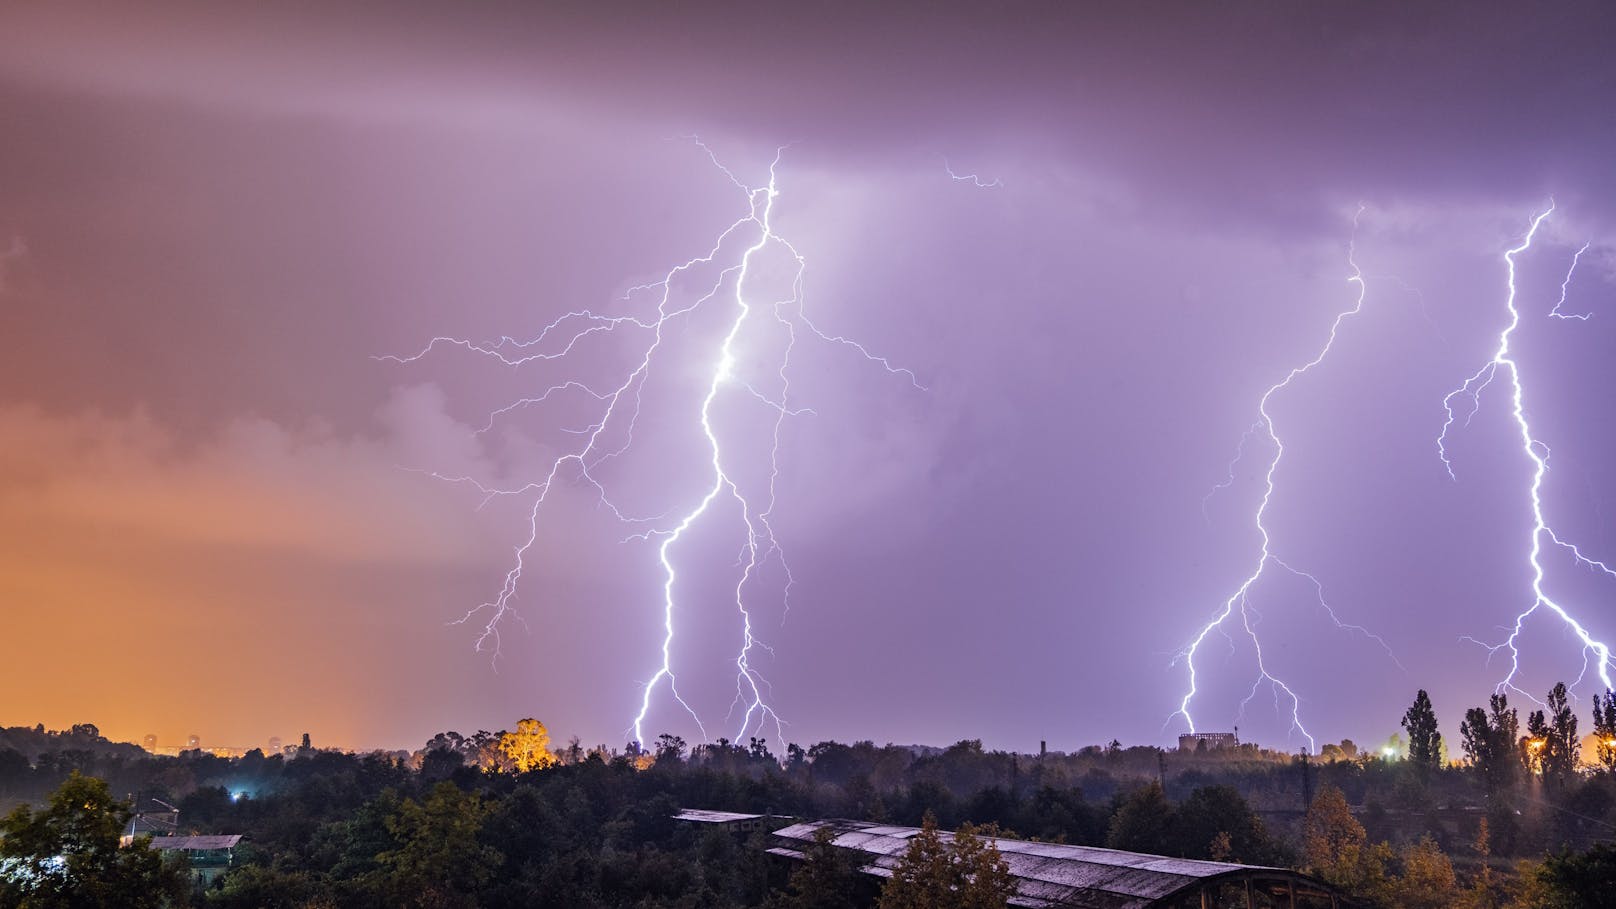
[143,835,242,888]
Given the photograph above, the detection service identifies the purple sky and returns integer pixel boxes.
[3,2,1615,754]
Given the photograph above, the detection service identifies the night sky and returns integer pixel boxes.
[4,2,1616,755]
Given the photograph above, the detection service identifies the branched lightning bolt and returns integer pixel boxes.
[382,140,918,748]
[942,157,1003,189]
[1549,242,1592,320]
[1439,203,1615,698]
[1174,206,1398,752]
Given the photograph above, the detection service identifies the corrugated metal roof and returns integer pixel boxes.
[772,820,1339,909]
[675,809,768,823]
[147,835,242,851]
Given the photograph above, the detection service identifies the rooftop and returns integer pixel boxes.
[146,835,242,852]
[674,809,772,824]
[769,819,1342,908]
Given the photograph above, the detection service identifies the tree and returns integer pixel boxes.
[1385,836,1457,909]
[1527,683,1579,792]
[1402,689,1443,772]
[497,718,556,773]
[878,814,1014,909]
[1466,817,1500,909]
[378,782,503,908]
[0,748,29,796]
[1592,689,1616,773]
[1461,693,1522,798]
[767,827,864,909]
[1302,786,1363,873]
[65,724,101,741]
[1302,786,1391,898]
[419,745,465,782]
[1105,782,1173,854]
[1532,842,1616,909]
[749,737,775,763]
[655,733,687,764]
[1172,785,1279,864]
[0,772,189,908]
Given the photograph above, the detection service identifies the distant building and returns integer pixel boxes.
[268,736,283,754]
[1178,731,1240,752]
[186,734,201,750]
[142,734,158,752]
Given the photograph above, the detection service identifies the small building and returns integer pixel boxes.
[674,809,794,836]
[145,835,242,888]
[1178,731,1239,753]
[769,819,1344,908]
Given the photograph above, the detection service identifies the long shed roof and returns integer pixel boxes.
[770,819,1341,908]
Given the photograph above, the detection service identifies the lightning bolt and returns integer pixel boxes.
[1549,242,1592,321]
[1439,203,1614,699]
[942,157,1003,189]
[1174,205,1397,753]
[382,139,919,749]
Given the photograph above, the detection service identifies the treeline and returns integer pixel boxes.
[3,735,1611,908]
[2,681,1615,908]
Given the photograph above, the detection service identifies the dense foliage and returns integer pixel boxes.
[0,772,189,908]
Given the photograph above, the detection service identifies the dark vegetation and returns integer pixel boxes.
[1,683,1614,907]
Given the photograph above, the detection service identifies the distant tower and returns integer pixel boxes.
[187,734,201,750]
[142,734,158,752]
[268,736,282,754]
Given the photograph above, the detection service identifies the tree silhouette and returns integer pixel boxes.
[1460,693,1521,798]
[1591,688,1616,773]
[1401,689,1443,772]
[1527,682,1579,792]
